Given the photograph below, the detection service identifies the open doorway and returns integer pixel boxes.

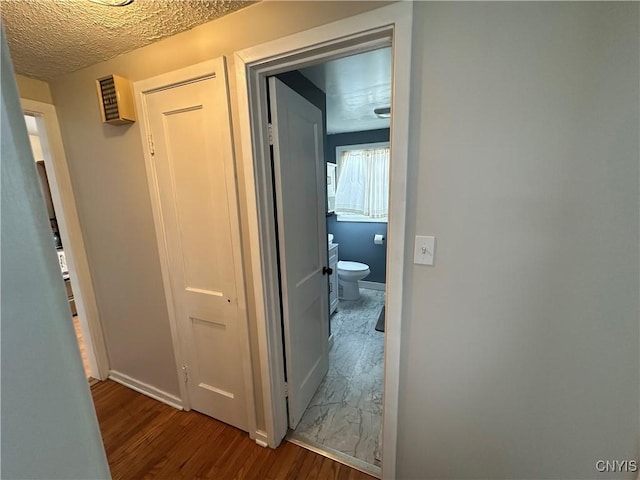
[269,47,392,475]
[235,4,412,477]
[24,113,92,379]
[21,99,110,382]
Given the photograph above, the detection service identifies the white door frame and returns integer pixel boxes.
[234,3,413,477]
[21,98,109,381]
[133,60,257,436]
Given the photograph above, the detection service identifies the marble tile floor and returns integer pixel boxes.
[288,288,385,470]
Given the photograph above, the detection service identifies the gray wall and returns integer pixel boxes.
[1,34,110,479]
[398,3,639,479]
[327,129,390,283]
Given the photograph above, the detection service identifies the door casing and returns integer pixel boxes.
[234,3,414,477]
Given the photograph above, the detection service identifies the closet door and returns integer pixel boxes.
[143,58,249,431]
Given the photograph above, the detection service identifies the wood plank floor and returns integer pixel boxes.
[91,380,376,480]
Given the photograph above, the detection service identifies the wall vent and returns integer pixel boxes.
[96,74,136,125]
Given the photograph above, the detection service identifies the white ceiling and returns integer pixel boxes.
[300,47,391,135]
[1,0,254,80]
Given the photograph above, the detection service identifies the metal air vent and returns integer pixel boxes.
[96,74,136,125]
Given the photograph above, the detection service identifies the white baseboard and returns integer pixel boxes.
[329,333,335,350]
[359,280,385,291]
[253,429,269,448]
[109,370,183,410]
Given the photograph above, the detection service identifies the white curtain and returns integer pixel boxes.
[335,147,389,219]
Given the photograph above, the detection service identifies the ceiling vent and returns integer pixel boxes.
[96,74,136,125]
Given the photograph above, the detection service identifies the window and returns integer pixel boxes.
[335,142,390,222]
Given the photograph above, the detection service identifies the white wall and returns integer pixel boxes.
[1,34,110,479]
[398,3,639,478]
[15,73,53,104]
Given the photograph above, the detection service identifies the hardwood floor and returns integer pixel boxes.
[91,380,376,480]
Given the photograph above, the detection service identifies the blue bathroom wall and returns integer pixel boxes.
[327,216,387,283]
[327,128,390,284]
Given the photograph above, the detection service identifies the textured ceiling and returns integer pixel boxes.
[1,0,254,80]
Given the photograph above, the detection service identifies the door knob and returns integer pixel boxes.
[322,266,333,275]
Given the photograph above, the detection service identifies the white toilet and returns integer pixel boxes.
[337,260,370,300]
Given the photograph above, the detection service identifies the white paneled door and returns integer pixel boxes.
[269,77,329,429]
[144,59,248,431]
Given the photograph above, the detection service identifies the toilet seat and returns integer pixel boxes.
[337,261,369,272]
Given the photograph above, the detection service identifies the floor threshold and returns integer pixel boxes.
[286,432,381,479]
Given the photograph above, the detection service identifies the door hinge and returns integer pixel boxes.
[148,134,155,156]
[268,123,273,146]
[283,381,288,397]
[182,365,189,383]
